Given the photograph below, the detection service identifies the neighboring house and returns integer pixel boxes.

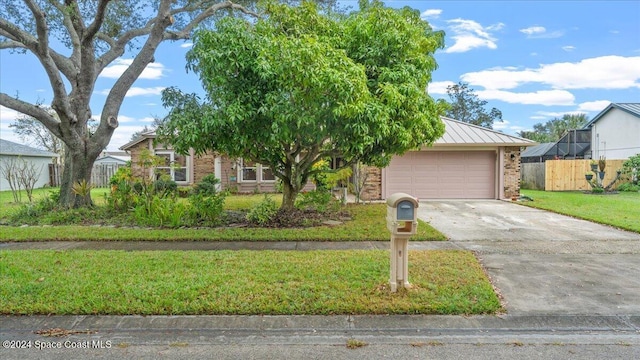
[120,118,535,200]
[584,103,640,160]
[0,139,59,191]
[521,129,592,163]
[94,155,129,166]
[96,150,131,165]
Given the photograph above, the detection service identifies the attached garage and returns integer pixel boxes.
[385,151,495,199]
[373,117,536,200]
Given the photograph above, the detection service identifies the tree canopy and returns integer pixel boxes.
[0,0,262,207]
[518,114,589,143]
[445,82,502,129]
[159,0,447,209]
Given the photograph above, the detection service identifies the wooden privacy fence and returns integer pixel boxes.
[49,163,125,188]
[545,159,625,191]
[521,163,545,190]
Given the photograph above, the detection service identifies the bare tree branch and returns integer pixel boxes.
[0,93,62,138]
[84,0,111,42]
[0,18,39,49]
[164,1,260,40]
[0,39,27,50]
[50,0,82,67]
[23,0,49,53]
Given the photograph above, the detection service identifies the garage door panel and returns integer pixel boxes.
[386,151,495,199]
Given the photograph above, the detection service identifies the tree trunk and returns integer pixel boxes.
[58,146,96,208]
[281,181,298,211]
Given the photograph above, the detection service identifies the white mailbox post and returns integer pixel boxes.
[386,193,419,292]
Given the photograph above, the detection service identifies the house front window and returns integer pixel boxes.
[239,159,275,183]
[155,151,190,184]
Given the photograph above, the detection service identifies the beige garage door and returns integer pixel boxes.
[385,151,496,199]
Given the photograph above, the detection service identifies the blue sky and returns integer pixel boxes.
[1,0,639,151]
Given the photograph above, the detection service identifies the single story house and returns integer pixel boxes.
[0,139,59,191]
[95,151,130,166]
[120,117,535,200]
[583,103,640,160]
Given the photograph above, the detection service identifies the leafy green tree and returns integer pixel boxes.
[159,0,446,210]
[518,114,589,142]
[445,82,502,129]
[0,0,263,208]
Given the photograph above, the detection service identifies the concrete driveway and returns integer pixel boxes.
[416,200,640,316]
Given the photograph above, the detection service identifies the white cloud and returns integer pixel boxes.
[139,117,157,123]
[108,125,150,151]
[98,86,166,97]
[99,58,167,80]
[461,55,640,90]
[520,25,564,39]
[534,110,586,118]
[476,89,575,106]
[577,100,611,112]
[180,43,194,48]
[421,9,442,19]
[0,105,20,122]
[444,19,503,53]
[520,26,546,35]
[427,81,455,94]
[493,119,509,130]
[530,116,548,120]
[562,45,576,52]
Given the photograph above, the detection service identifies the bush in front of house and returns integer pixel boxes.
[246,195,278,226]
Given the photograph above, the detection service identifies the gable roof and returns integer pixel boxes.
[119,130,156,151]
[434,117,536,147]
[120,118,536,151]
[584,103,640,128]
[0,139,59,158]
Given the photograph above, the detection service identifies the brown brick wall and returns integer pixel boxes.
[361,166,382,201]
[193,152,215,184]
[503,147,521,199]
[127,140,153,180]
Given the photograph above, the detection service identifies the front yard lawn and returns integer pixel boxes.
[0,191,446,241]
[0,249,500,315]
[520,190,640,233]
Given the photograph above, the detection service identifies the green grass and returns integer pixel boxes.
[0,203,445,241]
[0,249,501,315]
[0,189,446,241]
[0,188,108,218]
[520,190,640,233]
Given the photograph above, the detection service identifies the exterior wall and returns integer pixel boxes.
[0,155,53,191]
[591,108,640,160]
[192,152,215,184]
[127,139,154,180]
[361,166,382,200]
[503,146,521,199]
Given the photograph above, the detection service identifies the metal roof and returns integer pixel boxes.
[434,117,537,147]
[584,103,640,128]
[521,142,556,158]
[0,139,59,157]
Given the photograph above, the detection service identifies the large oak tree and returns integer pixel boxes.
[159,0,447,210]
[0,0,261,207]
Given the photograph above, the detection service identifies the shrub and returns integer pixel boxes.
[617,182,640,192]
[246,195,278,226]
[621,153,640,185]
[133,196,188,228]
[188,192,227,226]
[295,190,340,213]
[193,174,220,196]
[153,178,178,197]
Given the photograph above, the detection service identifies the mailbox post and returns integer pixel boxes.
[386,193,419,292]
